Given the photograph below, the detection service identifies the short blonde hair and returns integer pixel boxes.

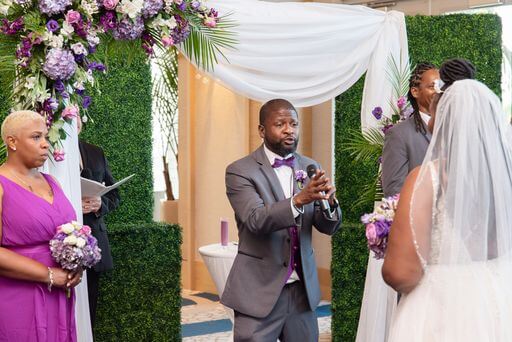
[1,110,45,145]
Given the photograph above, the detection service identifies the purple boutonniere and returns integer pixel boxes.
[295,170,307,190]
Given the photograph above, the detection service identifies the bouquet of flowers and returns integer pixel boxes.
[49,220,101,272]
[0,0,232,160]
[361,193,399,259]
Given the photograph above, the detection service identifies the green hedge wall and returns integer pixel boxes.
[332,14,502,342]
[80,45,153,223]
[94,222,182,341]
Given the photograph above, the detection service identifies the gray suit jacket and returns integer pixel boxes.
[381,116,431,197]
[221,145,342,318]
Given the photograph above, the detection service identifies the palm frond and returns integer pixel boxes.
[180,13,237,71]
[351,171,383,210]
[342,128,383,164]
[0,144,6,164]
[385,55,411,98]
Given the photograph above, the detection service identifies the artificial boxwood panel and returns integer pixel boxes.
[94,222,182,341]
[80,46,153,224]
[332,14,502,342]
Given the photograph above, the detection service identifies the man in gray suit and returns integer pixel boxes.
[382,63,439,197]
[222,99,342,342]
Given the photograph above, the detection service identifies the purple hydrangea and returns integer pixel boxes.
[113,16,144,40]
[142,0,163,18]
[38,0,72,16]
[170,15,190,45]
[42,48,77,80]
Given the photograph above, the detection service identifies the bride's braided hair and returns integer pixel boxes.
[408,62,437,135]
[439,58,476,91]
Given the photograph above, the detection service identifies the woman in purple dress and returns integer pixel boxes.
[0,111,82,341]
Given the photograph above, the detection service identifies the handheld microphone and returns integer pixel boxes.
[306,164,332,219]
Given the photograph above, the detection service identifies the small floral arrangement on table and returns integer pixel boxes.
[49,220,101,295]
[360,193,399,259]
[0,0,230,161]
[295,169,307,190]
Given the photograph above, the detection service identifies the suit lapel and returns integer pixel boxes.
[253,145,286,202]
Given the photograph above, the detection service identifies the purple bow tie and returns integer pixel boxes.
[272,156,295,168]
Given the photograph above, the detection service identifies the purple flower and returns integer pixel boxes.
[397,96,407,109]
[38,0,72,16]
[42,48,77,80]
[142,0,163,18]
[1,17,24,35]
[100,11,117,31]
[54,79,65,93]
[372,106,383,120]
[191,0,200,9]
[82,96,91,109]
[113,16,144,40]
[87,61,105,72]
[401,105,414,119]
[46,19,60,32]
[374,220,390,239]
[382,124,393,135]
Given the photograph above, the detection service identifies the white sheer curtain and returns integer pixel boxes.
[204,0,409,129]
[41,119,92,342]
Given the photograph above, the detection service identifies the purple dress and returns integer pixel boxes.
[0,174,77,342]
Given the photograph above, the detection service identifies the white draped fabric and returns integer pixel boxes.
[41,119,93,342]
[208,0,409,129]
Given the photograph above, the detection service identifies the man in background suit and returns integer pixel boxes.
[77,117,120,329]
[381,63,439,197]
[222,99,342,341]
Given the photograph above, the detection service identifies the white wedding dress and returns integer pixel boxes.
[387,80,512,342]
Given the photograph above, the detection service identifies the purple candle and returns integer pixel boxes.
[221,219,228,246]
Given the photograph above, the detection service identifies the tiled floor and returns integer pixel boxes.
[181,290,332,341]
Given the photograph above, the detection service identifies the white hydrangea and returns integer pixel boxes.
[43,32,64,49]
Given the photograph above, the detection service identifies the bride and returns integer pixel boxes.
[382,77,512,341]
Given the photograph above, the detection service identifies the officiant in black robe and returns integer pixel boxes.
[78,118,120,330]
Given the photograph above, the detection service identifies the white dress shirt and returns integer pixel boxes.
[420,111,430,126]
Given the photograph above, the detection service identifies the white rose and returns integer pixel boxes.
[76,237,86,248]
[61,223,75,234]
[64,235,78,246]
